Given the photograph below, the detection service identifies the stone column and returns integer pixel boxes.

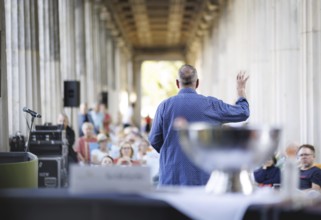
[30,0,40,113]
[133,59,142,129]
[0,0,9,150]
[38,0,61,124]
[105,32,118,120]
[84,0,95,104]
[18,0,27,118]
[92,3,102,97]
[106,33,115,90]
[300,0,321,157]
[74,0,86,104]
[99,22,107,91]
[73,0,86,134]
[5,0,21,134]
[24,0,33,110]
[50,0,61,122]
[3,0,41,144]
[38,0,49,123]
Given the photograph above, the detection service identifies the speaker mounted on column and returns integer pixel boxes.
[64,81,80,107]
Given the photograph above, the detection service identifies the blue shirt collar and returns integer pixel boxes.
[178,88,197,94]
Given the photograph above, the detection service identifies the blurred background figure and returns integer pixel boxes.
[253,155,281,187]
[89,102,104,135]
[91,133,110,165]
[57,112,78,164]
[137,139,159,183]
[99,103,112,135]
[122,102,135,128]
[114,141,140,166]
[144,114,152,135]
[101,155,114,167]
[78,103,97,137]
[74,122,97,164]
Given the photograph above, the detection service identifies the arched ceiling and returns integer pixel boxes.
[103,0,220,57]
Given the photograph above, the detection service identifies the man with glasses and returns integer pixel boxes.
[297,144,321,191]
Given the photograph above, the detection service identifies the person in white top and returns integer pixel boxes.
[137,139,160,181]
[122,102,135,128]
[91,133,110,165]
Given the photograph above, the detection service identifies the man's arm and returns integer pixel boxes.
[311,182,321,190]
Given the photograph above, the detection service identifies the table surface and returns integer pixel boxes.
[0,188,191,220]
[1,187,321,220]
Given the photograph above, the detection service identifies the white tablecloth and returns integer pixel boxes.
[144,186,283,220]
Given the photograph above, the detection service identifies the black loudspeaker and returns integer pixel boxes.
[64,81,80,107]
[100,92,108,107]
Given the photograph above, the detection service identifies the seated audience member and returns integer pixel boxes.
[78,102,97,136]
[91,133,110,165]
[114,141,140,166]
[101,155,114,167]
[276,142,300,169]
[57,112,78,164]
[89,102,104,134]
[137,139,160,182]
[254,156,281,187]
[74,122,97,164]
[297,144,321,191]
[137,139,152,163]
[99,103,112,134]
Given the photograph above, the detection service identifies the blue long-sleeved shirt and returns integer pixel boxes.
[148,88,250,185]
[254,166,281,185]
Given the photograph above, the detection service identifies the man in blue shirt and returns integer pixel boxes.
[148,64,250,186]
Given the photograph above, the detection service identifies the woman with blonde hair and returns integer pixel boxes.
[114,141,140,166]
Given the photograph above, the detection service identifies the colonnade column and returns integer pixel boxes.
[5,0,18,134]
[92,3,102,96]
[0,0,9,150]
[99,8,108,93]
[38,0,60,124]
[30,0,40,115]
[84,0,95,104]
[106,33,118,120]
[300,0,321,156]
[49,0,61,122]
[74,0,86,104]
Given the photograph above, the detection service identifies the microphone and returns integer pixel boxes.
[23,107,42,118]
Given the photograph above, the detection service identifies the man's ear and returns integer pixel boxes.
[176,79,180,89]
[195,79,199,89]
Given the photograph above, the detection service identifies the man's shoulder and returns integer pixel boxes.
[312,166,321,174]
[310,166,321,171]
[303,166,321,175]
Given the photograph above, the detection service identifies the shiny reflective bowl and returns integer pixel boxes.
[176,122,281,194]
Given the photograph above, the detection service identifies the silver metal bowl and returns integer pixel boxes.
[176,121,281,194]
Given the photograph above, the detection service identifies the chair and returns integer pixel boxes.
[314,163,321,169]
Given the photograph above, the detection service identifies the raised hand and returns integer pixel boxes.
[236,71,249,98]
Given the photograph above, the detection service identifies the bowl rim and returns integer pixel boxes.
[175,121,282,132]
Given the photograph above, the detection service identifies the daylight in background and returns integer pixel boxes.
[141,60,184,119]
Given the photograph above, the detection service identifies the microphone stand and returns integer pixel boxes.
[25,115,36,152]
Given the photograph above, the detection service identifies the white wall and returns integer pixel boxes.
[195,0,321,160]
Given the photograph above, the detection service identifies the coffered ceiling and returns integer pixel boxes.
[103,0,220,55]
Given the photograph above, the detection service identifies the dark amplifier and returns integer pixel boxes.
[30,130,66,142]
[29,142,67,156]
[38,156,68,188]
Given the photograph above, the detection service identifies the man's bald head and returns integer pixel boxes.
[178,64,198,87]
